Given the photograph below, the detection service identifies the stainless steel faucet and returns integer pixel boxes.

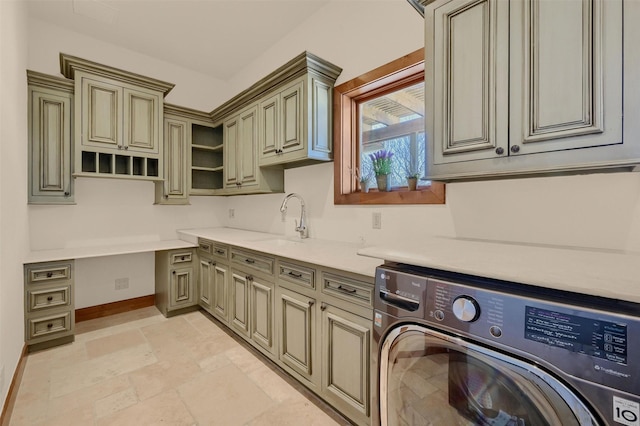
[280,193,308,239]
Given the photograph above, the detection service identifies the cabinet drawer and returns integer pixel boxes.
[28,311,72,340]
[197,238,214,255]
[231,249,274,275]
[321,273,373,308]
[211,244,228,261]
[278,261,315,290]
[28,286,71,312]
[170,251,193,265]
[27,263,72,284]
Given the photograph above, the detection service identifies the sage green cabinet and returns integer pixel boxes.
[155,116,189,204]
[250,277,274,354]
[426,0,631,180]
[320,303,371,425]
[27,71,74,205]
[24,260,75,351]
[276,285,318,388]
[198,255,229,323]
[60,54,174,181]
[155,249,198,317]
[258,74,335,167]
[230,271,251,337]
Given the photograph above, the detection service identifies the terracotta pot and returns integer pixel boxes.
[407,177,418,191]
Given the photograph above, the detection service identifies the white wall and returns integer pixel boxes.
[0,0,30,408]
[222,0,640,253]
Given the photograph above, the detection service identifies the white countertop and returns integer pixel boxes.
[24,239,197,264]
[357,236,640,304]
[178,227,383,278]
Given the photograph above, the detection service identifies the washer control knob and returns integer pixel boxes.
[452,296,480,322]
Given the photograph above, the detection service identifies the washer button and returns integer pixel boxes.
[490,326,503,338]
[434,310,445,321]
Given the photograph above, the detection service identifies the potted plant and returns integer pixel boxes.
[406,172,420,191]
[349,166,371,193]
[369,149,394,192]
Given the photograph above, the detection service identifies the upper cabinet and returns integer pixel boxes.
[60,54,174,181]
[425,0,636,180]
[213,52,341,172]
[27,71,75,205]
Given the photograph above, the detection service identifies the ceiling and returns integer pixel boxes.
[26,0,331,80]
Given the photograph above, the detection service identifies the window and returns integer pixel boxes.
[333,49,445,205]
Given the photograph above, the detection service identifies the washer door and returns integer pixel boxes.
[380,325,599,426]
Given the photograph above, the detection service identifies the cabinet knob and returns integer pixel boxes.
[124,146,129,150]
[46,272,53,278]
[181,256,185,261]
[510,145,520,153]
[47,296,53,302]
[308,300,315,307]
[47,323,53,329]
[64,192,70,197]
[320,302,327,311]
[172,271,176,275]
[495,147,505,155]
[246,275,253,282]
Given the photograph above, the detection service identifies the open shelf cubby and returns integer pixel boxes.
[79,150,160,180]
[191,123,223,191]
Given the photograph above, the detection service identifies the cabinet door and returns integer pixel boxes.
[430,0,509,165]
[321,304,371,423]
[169,267,195,309]
[230,271,250,337]
[280,80,304,154]
[28,87,73,204]
[161,117,188,202]
[212,263,228,322]
[198,258,213,311]
[80,75,122,149]
[258,92,280,161]
[223,115,239,187]
[277,287,316,385]
[124,88,160,153]
[509,0,622,155]
[250,278,274,354]
[238,105,259,188]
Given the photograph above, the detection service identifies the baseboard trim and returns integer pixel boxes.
[75,295,155,323]
[0,345,28,426]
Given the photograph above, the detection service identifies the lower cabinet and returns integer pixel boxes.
[276,286,318,388]
[155,248,198,317]
[24,260,75,351]
[321,303,371,425]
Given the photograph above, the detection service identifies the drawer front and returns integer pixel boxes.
[28,311,72,340]
[170,250,193,265]
[198,238,214,256]
[28,286,71,312]
[28,263,72,284]
[211,244,229,261]
[321,272,373,308]
[231,249,274,275]
[278,261,315,290]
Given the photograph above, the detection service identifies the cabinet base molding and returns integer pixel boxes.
[0,345,27,426]
[27,335,74,353]
[75,295,155,322]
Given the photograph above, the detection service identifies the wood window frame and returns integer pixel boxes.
[333,48,445,205]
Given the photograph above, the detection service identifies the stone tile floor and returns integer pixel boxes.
[9,307,347,425]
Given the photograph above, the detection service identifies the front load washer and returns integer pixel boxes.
[373,263,640,426]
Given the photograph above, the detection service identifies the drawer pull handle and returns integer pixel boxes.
[216,250,225,255]
[46,272,53,278]
[320,302,327,311]
[47,296,53,302]
[308,301,315,307]
[246,275,253,282]
[47,323,53,329]
[244,259,255,264]
[288,271,303,278]
[181,256,186,261]
[200,244,210,251]
[337,285,357,294]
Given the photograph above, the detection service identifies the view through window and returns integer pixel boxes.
[358,81,426,190]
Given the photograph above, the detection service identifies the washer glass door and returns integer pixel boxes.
[380,325,599,426]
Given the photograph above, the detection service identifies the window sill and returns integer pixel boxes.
[334,183,445,205]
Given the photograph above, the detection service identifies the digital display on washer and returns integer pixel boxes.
[524,306,627,365]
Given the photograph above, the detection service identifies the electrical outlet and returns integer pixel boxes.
[372,212,382,229]
[229,208,235,219]
[115,277,129,290]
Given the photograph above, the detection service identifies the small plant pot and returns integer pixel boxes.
[376,174,391,192]
[407,177,418,191]
[360,180,370,193]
